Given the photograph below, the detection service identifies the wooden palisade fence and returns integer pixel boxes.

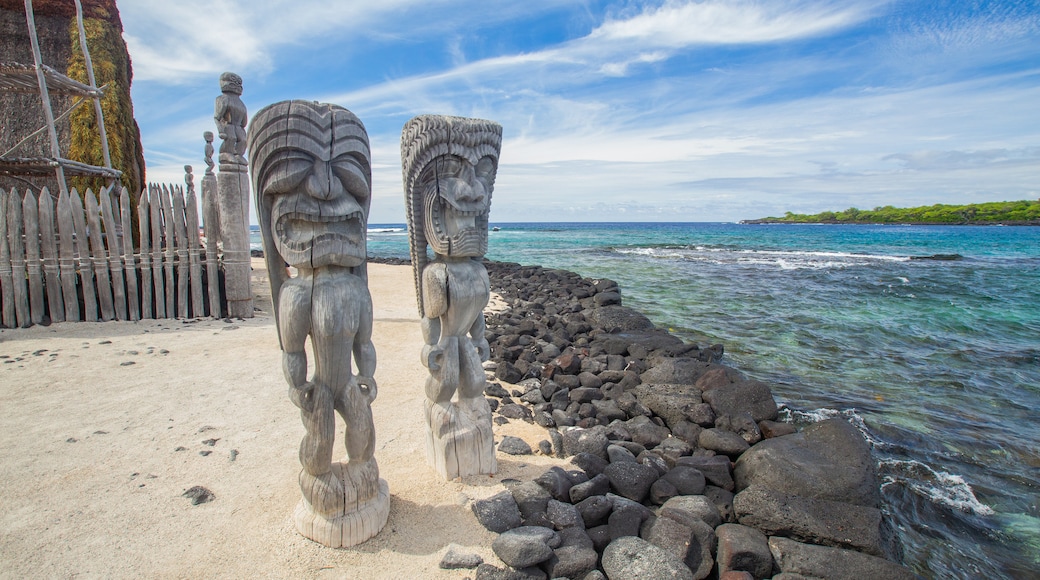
[0,183,226,328]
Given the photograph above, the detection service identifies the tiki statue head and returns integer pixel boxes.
[219,72,243,95]
[249,100,371,273]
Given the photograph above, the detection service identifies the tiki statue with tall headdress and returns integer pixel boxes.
[402,115,502,480]
[250,100,388,547]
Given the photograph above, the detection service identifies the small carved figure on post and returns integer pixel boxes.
[250,100,388,548]
[203,131,216,176]
[402,115,502,480]
[214,72,248,165]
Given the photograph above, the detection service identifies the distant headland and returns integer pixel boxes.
[741,199,1040,225]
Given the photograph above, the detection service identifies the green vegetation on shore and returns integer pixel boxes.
[744,200,1040,225]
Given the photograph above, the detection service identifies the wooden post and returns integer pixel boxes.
[22,190,45,325]
[160,185,176,317]
[137,190,152,319]
[171,186,189,318]
[0,188,15,328]
[201,163,221,318]
[55,189,79,322]
[100,186,127,321]
[69,189,99,322]
[85,189,115,321]
[37,188,65,323]
[148,185,165,318]
[7,189,30,327]
[184,169,205,317]
[120,187,139,321]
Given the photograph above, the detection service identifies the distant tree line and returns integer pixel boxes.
[744,200,1040,225]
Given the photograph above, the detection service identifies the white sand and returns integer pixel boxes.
[0,260,561,578]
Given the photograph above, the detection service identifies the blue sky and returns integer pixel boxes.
[118,0,1040,223]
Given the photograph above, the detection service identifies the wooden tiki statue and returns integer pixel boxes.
[402,115,502,480]
[249,100,389,547]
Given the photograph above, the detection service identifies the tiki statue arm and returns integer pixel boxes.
[279,282,314,411]
[421,263,448,370]
[354,298,378,402]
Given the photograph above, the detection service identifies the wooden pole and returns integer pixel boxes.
[100,186,127,320]
[0,188,15,328]
[201,169,221,318]
[23,0,69,196]
[148,185,165,318]
[85,189,114,321]
[137,189,152,319]
[69,189,98,321]
[184,172,205,317]
[171,186,189,318]
[22,189,45,325]
[119,186,139,321]
[7,188,30,327]
[160,184,176,317]
[55,188,79,321]
[37,188,65,323]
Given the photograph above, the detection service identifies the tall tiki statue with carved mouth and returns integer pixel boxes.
[250,101,389,547]
[402,115,502,480]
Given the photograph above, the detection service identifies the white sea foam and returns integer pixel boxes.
[880,459,995,516]
[779,407,886,448]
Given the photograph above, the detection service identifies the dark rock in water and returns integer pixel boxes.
[768,537,915,580]
[492,526,561,568]
[701,379,778,423]
[182,486,214,505]
[659,495,723,529]
[474,562,548,580]
[594,291,622,306]
[642,515,716,580]
[640,358,710,385]
[910,253,962,261]
[734,485,887,556]
[734,418,879,507]
[604,461,660,503]
[602,536,694,580]
[699,428,750,457]
[472,490,523,533]
[440,543,485,569]
[715,523,773,579]
[500,436,534,456]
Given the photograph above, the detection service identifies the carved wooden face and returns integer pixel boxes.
[422,154,494,257]
[251,102,372,270]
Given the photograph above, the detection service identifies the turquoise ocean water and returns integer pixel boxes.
[258,222,1040,578]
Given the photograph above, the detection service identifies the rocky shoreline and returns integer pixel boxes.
[462,260,914,580]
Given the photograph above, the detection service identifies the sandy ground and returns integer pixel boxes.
[0,260,560,579]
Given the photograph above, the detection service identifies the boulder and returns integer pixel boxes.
[601,536,694,580]
[715,523,773,579]
[542,527,599,579]
[623,415,671,449]
[492,526,561,569]
[676,455,734,491]
[768,537,915,580]
[547,499,583,530]
[586,306,655,332]
[734,486,887,556]
[570,452,609,478]
[562,426,610,460]
[474,563,548,580]
[511,481,552,527]
[733,418,879,507]
[472,490,523,533]
[701,379,778,423]
[659,495,723,529]
[641,516,716,580]
[575,494,614,528]
[440,543,485,569]
[632,384,703,430]
[535,466,574,502]
[604,461,660,503]
[500,436,533,456]
[699,428,750,457]
[662,465,707,496]
[640,358,710,385]
[570,473,611,504]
